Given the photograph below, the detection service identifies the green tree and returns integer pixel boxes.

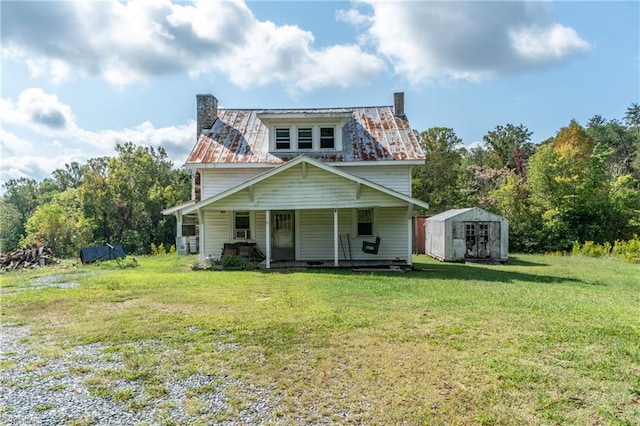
[21,189,95,257]
[587,116,636,177]
[106,142,189,253]
[624,102,640,138]
[2,177,40,224]
[527,120,612,250]
[482,124,533,176]
[80,157,114,243]
[0,199,22,252]
[412,127,465,213]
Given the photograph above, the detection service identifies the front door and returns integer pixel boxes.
[272,211,294,260]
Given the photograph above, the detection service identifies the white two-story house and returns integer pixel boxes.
[163,92,428,268]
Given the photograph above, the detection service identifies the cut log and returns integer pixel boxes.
[0,245,58,272]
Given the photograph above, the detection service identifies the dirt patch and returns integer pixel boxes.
[1,273,87,294]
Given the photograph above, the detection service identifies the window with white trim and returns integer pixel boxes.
[269,124,343,152]
[357,208,374,236]
[275,128,291,150]
[320,127,335,149]
[297,127,313,150]
[234,211,251,239]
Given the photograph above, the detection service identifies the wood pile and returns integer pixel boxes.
[0,246,56,271]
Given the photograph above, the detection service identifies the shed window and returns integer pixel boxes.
[234,211,251,239]
[297,128,313,149]
[357,208,374,236]
[320,127,335,149]
[276,128,291,150]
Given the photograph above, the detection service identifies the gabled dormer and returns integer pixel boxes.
[256,111,352,153]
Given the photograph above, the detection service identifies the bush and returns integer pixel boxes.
[572,236,639,263]
[150,242,175,255]
[611,235,640,263]
[221,255,255,270]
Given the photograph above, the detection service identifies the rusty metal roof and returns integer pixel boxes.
[185,106,425,165]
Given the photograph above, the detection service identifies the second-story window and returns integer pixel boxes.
[298,128,313,150]
[276,128,290,150]
[320,127,335,149]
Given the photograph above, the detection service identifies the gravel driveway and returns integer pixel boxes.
[0,323,279,425]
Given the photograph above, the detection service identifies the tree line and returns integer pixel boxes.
[412,103,640,252]
[0,142,190,257]
[1,104,638,258]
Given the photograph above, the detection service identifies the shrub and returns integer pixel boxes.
[221,255,254,269]
[612,235,640,263]
[572,236,639,263]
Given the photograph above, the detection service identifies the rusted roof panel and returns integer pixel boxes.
[185,106,425,165]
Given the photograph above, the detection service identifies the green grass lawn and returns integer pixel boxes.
[1,254,639,425]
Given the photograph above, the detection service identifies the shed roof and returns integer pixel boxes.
[426,207,506,223]
[426,208,475,222]
[185,106,425,165]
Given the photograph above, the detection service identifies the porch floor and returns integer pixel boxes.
[257,259,410,270]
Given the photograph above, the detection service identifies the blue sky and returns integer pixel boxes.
[1,0,638,188]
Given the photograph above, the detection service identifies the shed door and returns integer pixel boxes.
[464,222,491,259]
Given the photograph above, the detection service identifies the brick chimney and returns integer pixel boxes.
[196,94,218,136]
[393,92,405,118]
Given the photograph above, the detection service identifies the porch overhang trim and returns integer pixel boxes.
[161,200,197,216]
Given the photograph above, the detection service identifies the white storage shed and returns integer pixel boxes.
[425,208,508,262]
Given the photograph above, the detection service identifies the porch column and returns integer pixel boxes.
[407,204,414,266]
[197,209,205,264]
[265,210,271,269]
[334,208,339,267]
[176,211,183,237]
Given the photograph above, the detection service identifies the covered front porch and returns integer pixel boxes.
[164,156,428,269]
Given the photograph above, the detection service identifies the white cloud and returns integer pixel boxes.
[510,24,590,61]
[0,128,34,156]
[0,89,195,187]
[345,1,590,84]
[2,0,384,90]
[0,88,76,134]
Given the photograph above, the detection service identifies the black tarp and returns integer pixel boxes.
[80,244,126,264]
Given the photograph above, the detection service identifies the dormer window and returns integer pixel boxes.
[297,128,313,150]
[320,127,335,149]
[257,111,351,153]
[276,128,291,150]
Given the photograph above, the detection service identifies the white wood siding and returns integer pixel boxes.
[209,164,408,211]
[296,207,408,261]
[200,164,413,199]
[339,165,413,196]
[254,211,266,252]
[202,210,229,260]
[298,209,335,260]
[200,168,271,199]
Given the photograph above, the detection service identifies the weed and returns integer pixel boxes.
[34,402,55,411]
[67,417,96,426]
[113,388,135,402]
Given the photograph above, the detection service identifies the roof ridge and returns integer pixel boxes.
[217,105,393,111]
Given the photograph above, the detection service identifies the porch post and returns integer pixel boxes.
[176,211,183,237]
[265,210,271,269]
[197,209,205,264]
[407,204,413,266]
[334,208,339,267]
